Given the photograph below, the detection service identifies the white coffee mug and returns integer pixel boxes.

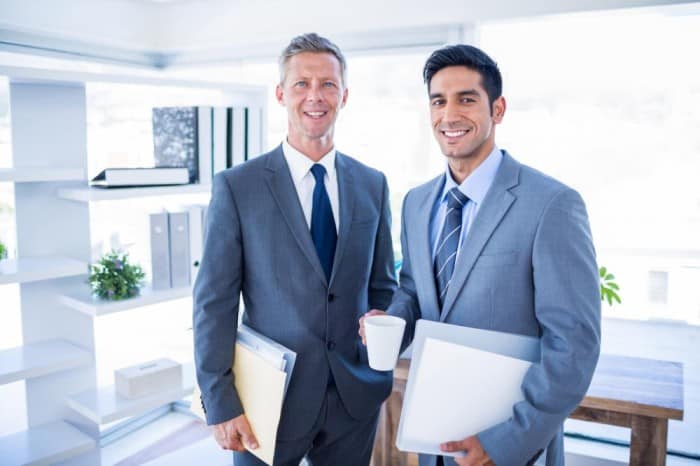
[365,315,406,371]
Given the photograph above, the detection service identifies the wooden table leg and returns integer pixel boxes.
[372,380,416,466]
[629,415,668,466]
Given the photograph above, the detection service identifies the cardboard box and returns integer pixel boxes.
[115,358,182,399]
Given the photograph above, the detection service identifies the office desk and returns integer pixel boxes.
[372,354,683,466]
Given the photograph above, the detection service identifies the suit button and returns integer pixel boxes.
[328,294,335,302]
[327,341,336,351]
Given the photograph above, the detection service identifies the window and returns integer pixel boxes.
[479,6,700,456]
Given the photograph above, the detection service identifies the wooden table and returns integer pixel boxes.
[372,353,683,466]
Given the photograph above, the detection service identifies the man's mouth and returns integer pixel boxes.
[304,111,327,119]
[441,129,470,138]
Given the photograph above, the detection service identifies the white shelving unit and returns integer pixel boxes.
[59,281,192,317]
[0,167,85,183]
[0,340,93,385]
[67,363,195,424]
[58,183,211,202]
[2,64,266,465]
[0,256,87,285]
[0,421,96,466]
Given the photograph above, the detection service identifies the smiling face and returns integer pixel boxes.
[429,66,505,166]
[276,52,348,157]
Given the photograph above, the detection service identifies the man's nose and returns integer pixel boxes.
[442,100,460,123]
[305,82,323,102]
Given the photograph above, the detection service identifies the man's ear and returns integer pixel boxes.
[492,96,506,123]
[275,84,285,106]
[340,87,349,108]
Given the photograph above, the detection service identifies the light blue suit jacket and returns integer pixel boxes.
[388,151,601,466]
[193,145,397,440]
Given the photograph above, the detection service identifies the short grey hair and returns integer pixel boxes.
[278,33,347,86]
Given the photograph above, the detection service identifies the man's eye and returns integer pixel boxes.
[431,99,444,106]
[323,82,336,88]
[295,81,307,87]
[462,98,476,103]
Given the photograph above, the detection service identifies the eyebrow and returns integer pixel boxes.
[429,89,480,100]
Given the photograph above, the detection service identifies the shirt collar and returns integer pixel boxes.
[282,139,336,182]
[439,145,503,206]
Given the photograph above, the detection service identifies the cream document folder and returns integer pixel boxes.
[191,338,290,465]
[233,343,287,465]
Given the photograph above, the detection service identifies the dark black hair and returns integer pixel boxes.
[423,44,502,107]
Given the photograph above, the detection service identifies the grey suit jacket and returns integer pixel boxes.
[193,145,397,440]
[388,151,601,466]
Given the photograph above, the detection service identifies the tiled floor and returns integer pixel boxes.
[103,411,699,466]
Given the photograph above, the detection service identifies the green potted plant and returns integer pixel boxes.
[88,250,145,300]
[0,240,7,260]
[599,266,621,306]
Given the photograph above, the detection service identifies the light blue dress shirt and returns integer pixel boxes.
[430,146,503,260]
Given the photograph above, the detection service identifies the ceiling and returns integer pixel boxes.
[0,0,698,69]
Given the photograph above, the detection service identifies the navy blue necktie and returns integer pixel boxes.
[434,187,469,309]
[310,164,337,282]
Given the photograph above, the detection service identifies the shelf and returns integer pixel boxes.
[0,340,93,385]
[67,362,195,425]
[57,183,211,202]
[0,420,96,465]
[0,256,87,285]
[0,64,265,95]
[59,282,192,317]
[0,167,85,183]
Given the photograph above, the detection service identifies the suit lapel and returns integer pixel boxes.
[412,175,444,322]
[329,153,355,285]
[440,151,520,321]
[264,145,328,285]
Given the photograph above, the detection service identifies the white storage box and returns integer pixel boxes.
[115,358,182,399]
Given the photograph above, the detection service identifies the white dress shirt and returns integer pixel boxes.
[282,139,339,232]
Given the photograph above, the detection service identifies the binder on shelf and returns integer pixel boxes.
[197,107,213,185]
[246,107,263,160]
[229,107,247,168]
[188,205,206,284]
[168,211,190,288]
[191,325,296,465]
[149,212,171,290]
[152,107,199,184]
[90,167,189,188]
[212,107,228,176]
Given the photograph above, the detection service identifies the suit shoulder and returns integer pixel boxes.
[512,160,586,213]
[338,153,386,184]
[404,174,442,203]
[217,150,272,182]
[517,161,577,197]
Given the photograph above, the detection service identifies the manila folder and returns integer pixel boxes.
[233,342,287,465]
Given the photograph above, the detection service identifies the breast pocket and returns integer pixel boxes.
[473,251,518,268]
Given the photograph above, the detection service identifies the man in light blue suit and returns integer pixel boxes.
[361,45,600,465]
[194,33,397,466]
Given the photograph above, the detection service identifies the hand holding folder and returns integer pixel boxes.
[192,325,296,465]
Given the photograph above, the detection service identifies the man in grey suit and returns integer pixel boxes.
[194,33,397,466]
[360,45,601,466]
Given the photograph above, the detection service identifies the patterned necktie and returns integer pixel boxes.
[434,187,469,309]
[310,164,337,282]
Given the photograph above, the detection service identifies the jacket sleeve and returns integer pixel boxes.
[368,173,398,310]
[478,188,601,466]
[387,191,423,352]
[193,172,245,425]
